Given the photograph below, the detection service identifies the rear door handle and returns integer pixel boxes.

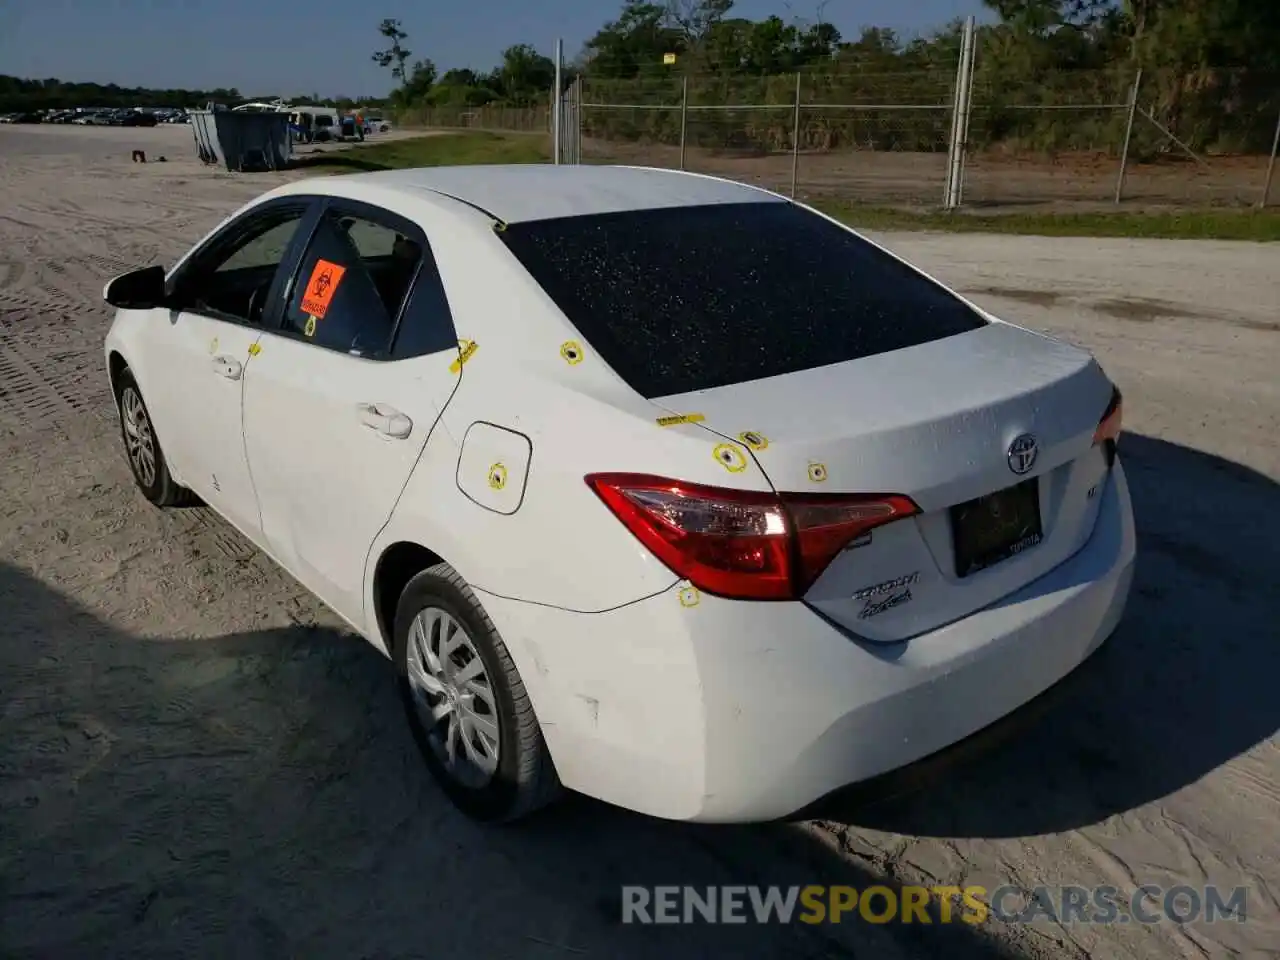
[357,403,412,439]
[211,355,243,380]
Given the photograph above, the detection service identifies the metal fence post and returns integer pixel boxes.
[790,72,802,199]
[1114,68,1142,204]
[955,18,977,208]
[944,44,964,206]
[552,38,563,165]
[1261,106,1280,208]
[679,74,689,171]
[576,76,583,164]
[945,17,975,209]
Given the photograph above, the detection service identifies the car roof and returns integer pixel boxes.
[294,164,784,225]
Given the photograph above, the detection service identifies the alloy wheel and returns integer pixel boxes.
[406,606,501,787]
[120,387,157,488]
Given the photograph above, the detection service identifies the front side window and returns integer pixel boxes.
[282,209,422,357]
[177,207,308,324]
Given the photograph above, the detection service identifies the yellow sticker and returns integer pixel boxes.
[656,413,706,427]
[678,584,700,607]
[247,342,261,357]
[209,336,219,354]
[304,314,317,338]
[488,463,507,491]
[449,339,478,374]
[560,341,584,365]
[713,443,748,473]
[808,462,828,483]
[738,431,769,451]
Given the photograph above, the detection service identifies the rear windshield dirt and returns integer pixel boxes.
[498,201,987,398]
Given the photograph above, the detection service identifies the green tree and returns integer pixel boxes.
[582,1,682,78]
[666,0,735,55]
[493,44,557,105]
[372,19,413,84]
[393,59,438,106]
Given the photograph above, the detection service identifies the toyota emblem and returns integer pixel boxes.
[1007,434,1039,475]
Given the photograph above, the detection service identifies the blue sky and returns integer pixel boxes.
[0,0,987,98]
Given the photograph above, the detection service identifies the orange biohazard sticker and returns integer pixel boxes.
[299,259,346,319]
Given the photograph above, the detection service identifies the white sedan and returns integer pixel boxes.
[102,165,1135,823]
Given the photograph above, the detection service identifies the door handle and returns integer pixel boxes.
[212,355,243,380]
[357,403,412,439]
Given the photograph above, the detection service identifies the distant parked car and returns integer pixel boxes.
[12,112,43,124]
[120,111,158,127]
[364,116,391,134]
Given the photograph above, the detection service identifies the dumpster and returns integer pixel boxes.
[189,108,293,172]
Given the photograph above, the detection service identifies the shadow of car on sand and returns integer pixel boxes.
[0,568,1024,959]
[2,432,1274,958]
[821,432,1280,839]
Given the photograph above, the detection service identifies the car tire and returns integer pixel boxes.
[114,369,194,508]
[393,562,561,822]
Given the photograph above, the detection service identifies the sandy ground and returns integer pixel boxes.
[1,123,1279,960]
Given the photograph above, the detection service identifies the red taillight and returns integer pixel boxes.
[1093,385,1123,455]
[585,473,919,601]
[786,493,920,588]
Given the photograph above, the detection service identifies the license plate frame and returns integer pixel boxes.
[950,477,1043,578]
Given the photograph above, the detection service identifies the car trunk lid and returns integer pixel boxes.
[651,322,1117,641]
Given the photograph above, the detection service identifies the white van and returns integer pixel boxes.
[289,106,341,143]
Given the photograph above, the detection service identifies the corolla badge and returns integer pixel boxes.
[1007,433,1039,476]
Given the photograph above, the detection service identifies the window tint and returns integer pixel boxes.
[498,202,987,398]
[181,207,307,324]
[390,249,457,359]
[283,210,422,357]
[217,217,301,273]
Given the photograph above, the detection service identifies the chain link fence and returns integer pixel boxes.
[394,104,551,132]
[568,62,1280,209]
[399,37,1280,210]
[573,69,959,204]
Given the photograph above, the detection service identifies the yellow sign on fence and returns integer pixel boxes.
[663,52,677,65]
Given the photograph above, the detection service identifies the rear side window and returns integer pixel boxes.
[391,252,458,359]
[283,211,421,357]
[498,202,986,397]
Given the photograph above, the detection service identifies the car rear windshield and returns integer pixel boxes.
[498,201,987,398]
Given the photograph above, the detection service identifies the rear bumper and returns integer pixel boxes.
[480,462,1135,823]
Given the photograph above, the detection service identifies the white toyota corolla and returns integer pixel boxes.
[102,164,1134,823]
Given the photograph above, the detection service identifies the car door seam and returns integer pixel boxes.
[359,354,468,625]
[238,331,267,533]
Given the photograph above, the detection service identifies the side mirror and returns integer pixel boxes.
[103,265,167,309]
